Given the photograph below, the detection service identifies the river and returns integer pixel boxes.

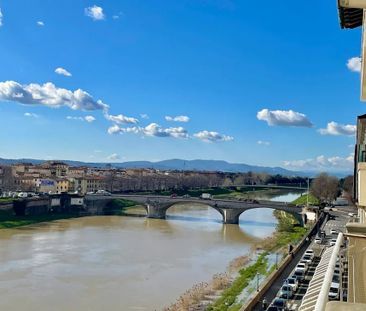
[0,191,301,311]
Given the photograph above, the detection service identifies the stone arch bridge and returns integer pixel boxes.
[85,194,305,226]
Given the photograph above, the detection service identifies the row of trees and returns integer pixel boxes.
[104,171,311,193]
[310,173,354,205]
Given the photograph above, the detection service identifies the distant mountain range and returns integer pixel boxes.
[0,157,309,176]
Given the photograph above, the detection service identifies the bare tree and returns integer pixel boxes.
[342,175,354,202]
[310,173,339,204]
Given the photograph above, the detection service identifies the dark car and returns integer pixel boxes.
[271,297,289,310]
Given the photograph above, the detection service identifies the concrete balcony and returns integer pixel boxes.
[357,162,366,209]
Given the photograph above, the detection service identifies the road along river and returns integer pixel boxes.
[0,192,300,311]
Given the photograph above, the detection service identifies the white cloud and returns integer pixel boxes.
[85,115,96,123]
[0,8,3,27]
[104,112,138,124]
[37,21,44,26]
[66,116,84,121]
[0,80,108,111]
[165,115,190,122]
[108,123,188,139]
[85,5,105,21]
[144,123,188,138]
[257,109,313,127]
[55,67,72,77]
[257,140,270,146]
[140,113,149,119]
[24,112,39,118]
[108,124,122,134]
[319,121,356,136]
[107,153,120,161]
[283,154,354,172]
[347,57,361,73]
[193,130,234,143]
[66,115,96,122]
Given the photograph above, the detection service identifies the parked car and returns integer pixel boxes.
[315,236,323,244]
[297,262,308,273]
[285,277,298,292]
[279,284,294,299]
[293,269,305,282]
[305,249,314,256]
[302,254,313,264]
[348,212,356,217]
[330,238,337,246]
[17,192,28,198]
[270,297,289,310]
[96,190,111,196]
[330,229,338,235]
[328,282,340,300]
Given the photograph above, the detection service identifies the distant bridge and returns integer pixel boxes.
[232,185,307,191]
[85,195,306,226]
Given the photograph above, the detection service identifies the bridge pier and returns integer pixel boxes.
[145,203,168,219]
[217,208,245,225]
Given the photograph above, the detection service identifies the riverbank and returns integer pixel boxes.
[0,198,140,230]
[163,202,308,311]
[0,210,80,229]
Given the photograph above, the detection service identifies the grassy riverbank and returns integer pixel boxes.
[207,253,269,311]
[292,193,319,206]
[105,199,140,215]
[203,195,309,311]
[0,210,80,230]
[0,198,15,204]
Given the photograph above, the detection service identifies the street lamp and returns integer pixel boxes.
[307,177,310,208]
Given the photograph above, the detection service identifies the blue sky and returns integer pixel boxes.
[0,0,364,172]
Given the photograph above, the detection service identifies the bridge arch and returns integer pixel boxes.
[235,205,304,227]
[162,201,224,223]
[85,195,304,226]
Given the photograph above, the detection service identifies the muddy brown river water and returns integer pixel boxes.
[0,193,301,310]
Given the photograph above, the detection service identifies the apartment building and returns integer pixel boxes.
[73,176,107,194]
[0,166,14,192]
[335,1,366,309]
[40,161,69,177]
[55,178,70,193]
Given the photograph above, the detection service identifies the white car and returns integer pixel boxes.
[315,237,322,244]
[348,212,356,217]
[286,277,298,292]
[330,229,338,235]
[329,282,340,300]
[305,249,314,257]
[330,238,337,246]
[96,190,112,196]
[17,192,29,198]
[296,263,308,273]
